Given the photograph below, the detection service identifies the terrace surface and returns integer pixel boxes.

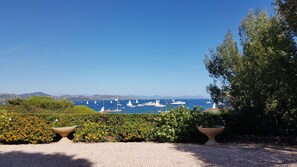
[0,142,296,167]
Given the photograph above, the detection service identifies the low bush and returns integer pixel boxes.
[0,111,55,144]
[154,106,206,142]
[7,96,75,113]
[73,105,97,114]
[73,122,110,142]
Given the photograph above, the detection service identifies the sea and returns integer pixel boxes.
[74,99,213,114]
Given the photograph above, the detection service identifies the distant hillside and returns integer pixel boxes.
[18,92,51,98]
[60,94,135,101]
[0,94,19,105]
[0,94,18,99]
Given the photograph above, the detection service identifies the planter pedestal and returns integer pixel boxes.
[52,125,76,143]
[197,126,224,145]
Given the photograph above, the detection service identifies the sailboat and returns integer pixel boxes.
[114,98,121,105]
[111,99,122,112]
[155,100,165,107]
[100,100,105,112]
[135,99,144,106]
[212,102,217,109]
[100,106,105,112]
[164,99,170,112]
[86,101,89,105]
[127,100,136,107]
[94,101,97,104]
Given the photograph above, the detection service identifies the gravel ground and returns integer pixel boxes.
[0,142,296,167]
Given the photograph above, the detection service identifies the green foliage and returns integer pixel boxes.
[7,96,75,113]
[45,113,157,142]
[100,114,157,142]
[0,111,55,144]
[73,105,97,114]
[73,122,109,142]
[0,111,159,144]
[1,108,295,144]
[205,9,297,136]
[195,112,225,128]
[154,106,203,142]
[112,122,152,142]
[276,0,297,35]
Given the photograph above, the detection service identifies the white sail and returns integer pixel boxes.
[136,99,139,103]
[100,100,105,111]
[94,101,97,104]
[127,100,134,107]
[110,100,113,104]
[86,101,89,105]
[212,103,217,109]
[155,100,165,107]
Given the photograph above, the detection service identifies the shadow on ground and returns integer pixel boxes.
[0,151,93,167]
[173,143,297,166]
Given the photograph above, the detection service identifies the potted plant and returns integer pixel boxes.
[52,118,77,143]
[196,112,225,145]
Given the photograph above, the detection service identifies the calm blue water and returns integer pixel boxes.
[74,99,213,114]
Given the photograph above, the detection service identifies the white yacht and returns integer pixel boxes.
[143,101,156,106]
[137,103,144,107]
[170,100,186,105]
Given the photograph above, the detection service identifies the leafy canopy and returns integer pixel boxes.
[204,9,297,135]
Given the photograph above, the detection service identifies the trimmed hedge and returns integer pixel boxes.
[0,111,55,144]
[0,112,159,143]
[1,107,296,144]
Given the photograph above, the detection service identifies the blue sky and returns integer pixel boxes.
[0,0,274,97]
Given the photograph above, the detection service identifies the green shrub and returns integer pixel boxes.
[0,111,55,144]
[73,122,110,142]
[40,113,157,142]
[112,121,155,142]
[7,96,74,113]
[73,105,97,114]
[154,106,201,142]
[195,112,225,128]
[1,106,294,144]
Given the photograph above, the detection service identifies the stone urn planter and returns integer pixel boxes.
[197,125,224,145]
[52,125,77,143]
